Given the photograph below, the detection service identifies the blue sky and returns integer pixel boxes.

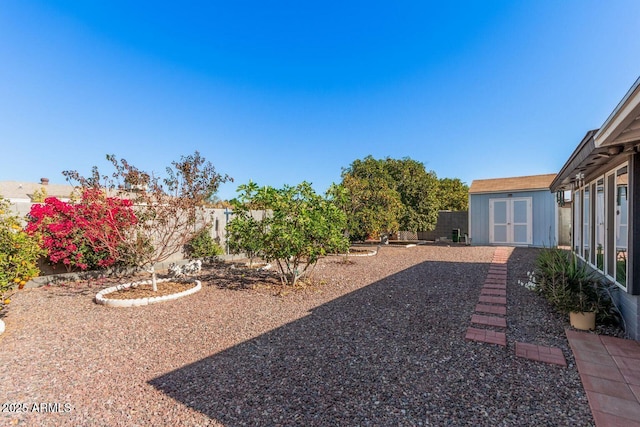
[1,1,639,201]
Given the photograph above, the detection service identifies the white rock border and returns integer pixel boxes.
[327,248,378,257]
[230,262,272,271]
[346,247,378,257]
[95,278,201,308]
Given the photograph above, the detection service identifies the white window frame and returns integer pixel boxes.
[581,164,629,290]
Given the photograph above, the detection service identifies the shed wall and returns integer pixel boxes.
[469,190,556,247]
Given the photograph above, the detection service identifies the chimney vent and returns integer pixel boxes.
[40,178,49,185]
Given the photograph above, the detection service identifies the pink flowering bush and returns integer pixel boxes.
[26,189,137,271]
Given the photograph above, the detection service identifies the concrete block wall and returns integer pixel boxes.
[418,211,469,241]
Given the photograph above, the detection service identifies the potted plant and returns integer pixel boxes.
[566,283,598,331]
[533,248,598,330]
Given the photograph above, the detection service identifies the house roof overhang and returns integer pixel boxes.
[549,129,604,191]
[594,76,640,148]
[551,77,640,193]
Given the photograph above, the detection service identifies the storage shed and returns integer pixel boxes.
[468,174,557,247]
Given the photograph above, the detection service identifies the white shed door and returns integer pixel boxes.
[489,198,532,245]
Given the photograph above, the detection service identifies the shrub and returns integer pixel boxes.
[0,197,42,303]
[185,226,223,260]
[226,210,266,267]
[228,181,349,286]
[532,247,617,323]
[26,190,138,271]
[533,248,595,312]
[75,188,139,268]
[31,186,47,203]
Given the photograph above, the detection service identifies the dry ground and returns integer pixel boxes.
[0,245,599,426]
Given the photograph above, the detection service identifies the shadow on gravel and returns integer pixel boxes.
[149,250,590,426]
[149,259,495,426]
[199,263,281,291]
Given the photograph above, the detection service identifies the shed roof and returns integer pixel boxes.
[469,174,556,194]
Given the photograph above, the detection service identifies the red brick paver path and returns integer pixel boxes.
[475,303,507,316]
[465,248,509,347]
[465,327,506,346]
[478,295,507,305]
[465,247,568,368]
[471,313,507,328]
[515,342,567,367]
[465,248,640,424]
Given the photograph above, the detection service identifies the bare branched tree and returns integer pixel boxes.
[64,151,231,290]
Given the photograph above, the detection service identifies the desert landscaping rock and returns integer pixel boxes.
[0,246,617,426]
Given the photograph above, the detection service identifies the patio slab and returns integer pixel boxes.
[480,288,506,296]
[567,330,640,426]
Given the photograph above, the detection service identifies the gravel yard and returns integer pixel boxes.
[1,245,597,426]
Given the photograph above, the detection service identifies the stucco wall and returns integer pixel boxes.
[8,202,252,278]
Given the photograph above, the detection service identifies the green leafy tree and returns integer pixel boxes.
[437,178,469,211]
[228,181,349,286]
[226,203,267,268]
[383,157,439,231]
[327,174,401,242]
[335,156,439,240]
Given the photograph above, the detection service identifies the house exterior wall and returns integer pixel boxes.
[617,291,640,340]
[469,190,556,247]
[551,77,640,340]
[567,153,638,339]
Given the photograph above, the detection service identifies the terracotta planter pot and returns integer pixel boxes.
[570,311,596,330]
